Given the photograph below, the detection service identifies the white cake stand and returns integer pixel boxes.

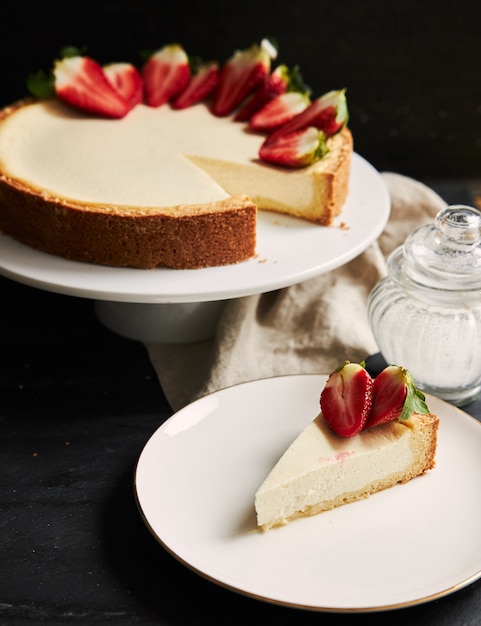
[0,154,390,343]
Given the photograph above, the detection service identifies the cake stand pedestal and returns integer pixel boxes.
[94,299,228,343]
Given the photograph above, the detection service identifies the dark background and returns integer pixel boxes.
[2,3,481,623]
[1,0,480,180]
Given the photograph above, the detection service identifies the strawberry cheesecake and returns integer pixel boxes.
[255,363,439,530]
[0,40,353,270]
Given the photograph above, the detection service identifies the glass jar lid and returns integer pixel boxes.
[388,204,481,291]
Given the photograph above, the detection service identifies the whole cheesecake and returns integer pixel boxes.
[0,98,352,269]
[255,411,439,531]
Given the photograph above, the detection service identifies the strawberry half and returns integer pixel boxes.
[234,64,290,121]
[365,365,430,428]
[53,56,131,119]
[211,38,277,117]
[234,63,306,122]
[320,361,374,438]
[171,60,219,109]
[249,91,310,132]
[266,88,349,144]
[142,44,190,107]
[103,62,143,110]
[259,126,327,168]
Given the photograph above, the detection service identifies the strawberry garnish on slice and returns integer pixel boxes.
[320,361,374,438]
[266,88,349,144]
[211,38,277,117]
[171,60,219,109]
[365,365,430,429]
[249,91,310,133]
[259,126,327,168]
[53,56,131,119]
[142,44,190,107]
[103,62,143,110]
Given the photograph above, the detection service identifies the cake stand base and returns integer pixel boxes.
[95,299,228,343]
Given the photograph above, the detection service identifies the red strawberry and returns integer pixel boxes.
[234,63,306,122]
[320,361,374,438]
[211,38,277,117]
[234,64,290,121]
[171,60,219,109]
[249,91,310,132]
[53,56,131,118]
[365,365,429,428]
[103,62,143,109]
[142,44,190,107]
[266,88,349,144]
[259,126,327,168]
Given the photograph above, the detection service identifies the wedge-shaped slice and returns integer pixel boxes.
[255,411,439,531]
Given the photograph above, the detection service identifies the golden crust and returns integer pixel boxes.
[0,175,257,269]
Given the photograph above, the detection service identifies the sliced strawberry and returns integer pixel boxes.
[320,361,374,438]
[365,365,430,428]
[266,88,349,144]
[234,64,290,121]
[234,63,306,122]
[171,60,219,109]
[211,38,277,117]
[259,126,327,168]
[103,62,143,110]
[249,91,310,132]
[142,44,190,107]
[53,56,131,118]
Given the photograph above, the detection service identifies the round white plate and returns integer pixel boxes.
[135,374,481,612]
[0,154,389,304]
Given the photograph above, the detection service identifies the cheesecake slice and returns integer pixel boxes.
[255,411,439,530]
[0,99,352,269]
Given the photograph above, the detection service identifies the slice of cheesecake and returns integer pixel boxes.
[255,411,439,531]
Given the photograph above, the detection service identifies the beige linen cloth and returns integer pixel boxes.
[146,172,446,411]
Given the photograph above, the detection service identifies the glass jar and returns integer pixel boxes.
[368,204,481,406]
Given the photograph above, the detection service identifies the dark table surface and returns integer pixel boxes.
[2,180,481,626]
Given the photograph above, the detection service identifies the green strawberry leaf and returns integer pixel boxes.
[399,381,429,421]
[26,46,87,100]
[26,69,54,99]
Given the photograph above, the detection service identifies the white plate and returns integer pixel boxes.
[0,154,389,303]
[135,374,481,612]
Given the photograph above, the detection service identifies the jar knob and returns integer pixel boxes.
[435,204,481,249]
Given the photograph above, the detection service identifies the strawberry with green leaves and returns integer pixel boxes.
[172,60,219,109]
[259,126,327,168]
[103,62,143,110]
[365,365,429,428]
[142,44,191,107]
[266,88,349,144]
[249,91,311,132]
[320,361,374,438]
[320,361,430,438]
[53,56,133,119]
[234,63,306,122]
[212,38,277,117]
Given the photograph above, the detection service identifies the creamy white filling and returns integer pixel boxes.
[0,100,319,210]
